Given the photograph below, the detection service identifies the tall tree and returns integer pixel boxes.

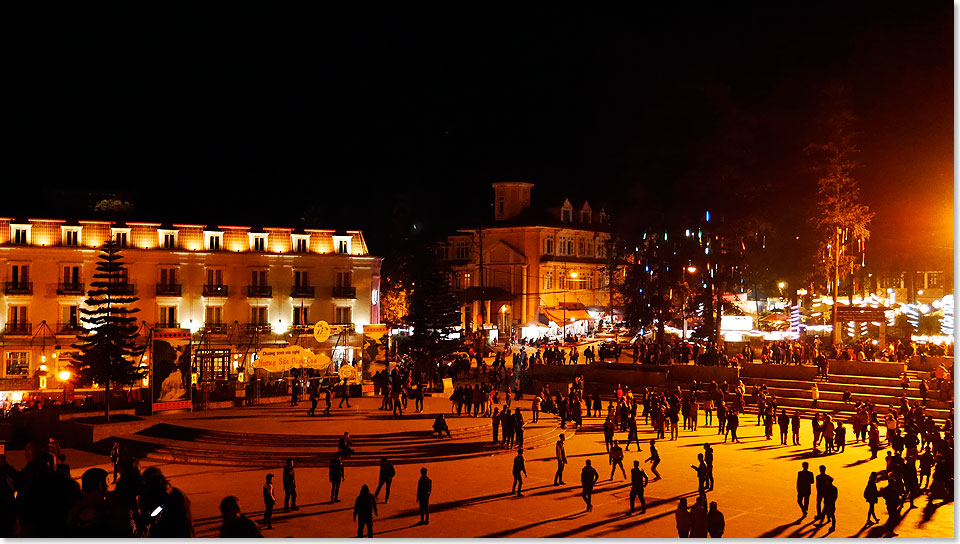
[407,251,462,375]
[71,241,144,421]
[806,92,873,344]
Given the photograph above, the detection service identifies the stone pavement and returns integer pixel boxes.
[39,396,954,538]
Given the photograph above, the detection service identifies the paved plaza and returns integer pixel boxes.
[45,396,954,538]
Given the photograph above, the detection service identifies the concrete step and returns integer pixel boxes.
[751,396,952,420]
[738,378,950,409]
[759,386,952,411]
[821,374,909,387]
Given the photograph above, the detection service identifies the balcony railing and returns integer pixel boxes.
[4,322,32,335]
[203,322,228,334]
[156,283,183,297]
[291,285,315,298]
[155,322,181,329]
[203,284,229,297]
[57,282,85,295]
[4,282,33,295]
[114,282,136,296]
[332,285,357,299]
[245,323,272,334]
[57,322,84,335]
[247,285,273,298]
[291,324,312,334]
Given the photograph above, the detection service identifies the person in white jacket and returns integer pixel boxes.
[811,383,820,409]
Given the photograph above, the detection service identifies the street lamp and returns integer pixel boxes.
[562,271,578,343]
[682,266,697,343]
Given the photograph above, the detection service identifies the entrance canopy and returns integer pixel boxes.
[542,307,592,324]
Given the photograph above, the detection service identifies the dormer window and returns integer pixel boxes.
[250,233,267,252]
[11,224,30,246]
[562,208,572,222]
[333,235,351,255]
[581,210,592,223]
[159,229,178,249]
[61,226,82,247]
[205,231,223,251]
[292,234,310,253]
[111,227,131,247]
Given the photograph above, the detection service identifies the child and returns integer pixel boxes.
[263,473,276,529]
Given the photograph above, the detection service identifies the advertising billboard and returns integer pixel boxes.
[151,328,193,413]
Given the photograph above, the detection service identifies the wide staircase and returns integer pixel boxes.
[98,417,571,468]
[739,368,952,422]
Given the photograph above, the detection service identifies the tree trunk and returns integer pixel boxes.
[831,228,841,345]
[105,377,111,423]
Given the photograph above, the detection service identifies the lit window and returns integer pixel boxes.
[292,235,310,253]
[335,306,352,325]
[5,351,29,376]
[205,232,223,251]
[159,230,178,249]
[250,234,266,252]
[11,225,30,246]
[333,235,352,255]
[111,227,131,248]
[62,226,82,247]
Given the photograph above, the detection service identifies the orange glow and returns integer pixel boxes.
[34,232,53,247]
[686,266,697,273]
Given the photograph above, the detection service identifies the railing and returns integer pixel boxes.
[203,323,228,334]
[114,282,136,296]
[4,282,32,295]
[57,322,83,335]
[57,282,85,295]
[156,283,183,296]
[245,323,272,334]
[4,322,32,335]
[332,285,357,299]
[291,324,312,334]
[247,285,273,298]
[203,284,229,297]
[155,322,181,329]
[291,285,315,298]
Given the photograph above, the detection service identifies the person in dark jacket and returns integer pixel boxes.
[353,484,378,538]
[778,410,789,445]
[689,496,709,538]
[629,460,649,514]
[218,496,263,538]
[791,411,801,445]
[306,382,319,416]
[416,468,432,525]
[603,416,615,452]
[140,466,194,538]
[580,460,600,512]
[814,465,830,522]
[338,432,354,456]
[329,453,345,503]
[675,497,691,537]
[514,409,525,448]
[707,501,725,538]
[492,407,501,443]
[433,414,452,438]
[374,457,396,503]
[796,461,814,517]
[512,448,528,496]
[282,459,297,512]
[863,472,880,525]
[261,474,275,530]
[821,476,838,531]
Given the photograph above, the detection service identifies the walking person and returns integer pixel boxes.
[797,461,814,517]
[512,448,528,496]
[416,468,432,525]
[791,411,801,445]
[821,476,837,531]
[629,460,649,514]
[514,408,525,448]
[603,416,615,453]
[727,410,740,443]
[374,457,396,503]
[262,473,276,530]
[868,423,881,459]
[703,443,714,491]
[492,407,501,444]
[532,394,541,423]
[625,415,641,451]
[646,439,662,480]
[414,381,424,413]
[282,458,298,512]
[835,423,846,453]
[580,460,600,512]
[778,409,789,445]
[554,433,568,486]
[707,501,725,538]
[609,440,626,480]
[353,485,378,538]
[110,441,123,484]
[323,386,332,416]
[307,382,318,416]
[814,465,829,522]
[864,472,880,524]
[329,452,345,503]
[675,497,691,537]
[338,379,351,408]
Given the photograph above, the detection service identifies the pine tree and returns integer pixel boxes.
[71,240,145,421]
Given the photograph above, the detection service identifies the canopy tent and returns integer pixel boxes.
[542,307,592,324]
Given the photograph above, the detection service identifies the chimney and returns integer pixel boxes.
[491,182,534,221]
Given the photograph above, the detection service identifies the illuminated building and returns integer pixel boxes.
[0,217,381,389]
[438,182,622,341]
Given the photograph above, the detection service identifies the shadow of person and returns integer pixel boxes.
[758,517,804,538]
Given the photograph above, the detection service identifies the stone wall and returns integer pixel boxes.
[740,363,818,381]
[827,359,905,378]
[908,356,954,373]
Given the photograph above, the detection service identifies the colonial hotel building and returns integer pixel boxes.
[0,216,381,392]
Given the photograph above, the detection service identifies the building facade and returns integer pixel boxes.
[0,217,381,390]
[438,182,621,341]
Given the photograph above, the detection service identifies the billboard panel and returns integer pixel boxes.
[152,329,193,412]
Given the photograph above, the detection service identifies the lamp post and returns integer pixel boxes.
[682,266,697,343]
[562,271,578,343]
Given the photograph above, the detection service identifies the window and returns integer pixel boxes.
[11,225,29,245]
[252,270,268,286]
[63,265,81,285]
[112,228,130,247]
[5,352,29,376]
[578,238,585,257]
[62,227,81,246]
[543,236,554,255]
[437,245,449,260]
[8,305,27,325]
[205,305,223,325]
[61,305,80,329]
[251,306,268,325]
[336,271,353,287]
[556,236,574,256]
[927,272,944,289]
[581,210,592,223]
[584,272,594,290]
[292,235,309,253]
[160,268,177,285]
[160,231,178,249]
[293,306,310,326]
[584,239,594,257]
[562,208,573,222]
[334,306,352,325]
[251,234,266,252]
[159,306,178,327]
[294,270,309,287]
[333,235,352,255]
[207,268,223,286]
[455,241,470,259]
[597,241,607,259]
[10,264,29,285]
[206,232,222,251]
[544,270,553,291]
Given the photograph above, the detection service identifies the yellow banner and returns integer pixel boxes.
[255,346,332,372]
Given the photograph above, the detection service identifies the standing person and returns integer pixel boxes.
[502,409,516,448]
[778,409,789,445]
[716,402,727,435]
[329,453,345,503]
[492,407,501,444]
[812,414,822,452]
[703,444,715,491]
[863,472,880,525]
[918,446,934,489]
[374,457,396,503]
[532,394,541,423]
[603,416,615,453]
[110,441,122,484]
[282,458,298,512]
[691,453,709,502]
[307,381,319,416]
[689,496,709,538]
[669,405,680,440]
[646,439,662,480]
[821,476,837,531]
[609,440,626,480]
[727,410,740,443]
[514,408,525,448]
[580,460,600,512]
[797,461,814,517]
[811,383,819,409]
[323,386,332,416]
[218,496,263,538]
[416,468,432,525]
[707,501,725,538]
[512,448,527,496]
[868,424,881,459]
[814,465,829,521]
[353,485,378,538]
[414,382,424,413]
[629,460,649,514]
[835,423,846,453]
[261,473,276,530]
[626,415,641,451]
[592,391,602,420]
[791,411,801,445]
[823,416,835,454]
[675,498,691,538]
[554,434,568,486]
[338,379,351,408]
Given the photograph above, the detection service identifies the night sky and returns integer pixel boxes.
[7,4,953,268]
